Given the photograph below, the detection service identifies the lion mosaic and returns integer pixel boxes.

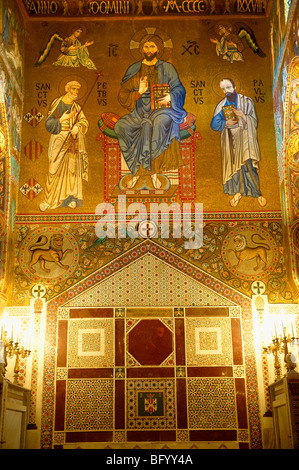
[228,233,270,271]
[28,234,73,273]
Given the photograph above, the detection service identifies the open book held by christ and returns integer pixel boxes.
[222,104,237,120]
[151,84,171,109]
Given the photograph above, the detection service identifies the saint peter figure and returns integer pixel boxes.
[40,81,89,211]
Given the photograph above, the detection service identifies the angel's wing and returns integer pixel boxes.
[237,26,266,57]
[35,33,64,66]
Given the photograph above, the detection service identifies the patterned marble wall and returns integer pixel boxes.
[53,305,247,448]
[36,240,262,449]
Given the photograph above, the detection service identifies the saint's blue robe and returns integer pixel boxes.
[211,94,262,198]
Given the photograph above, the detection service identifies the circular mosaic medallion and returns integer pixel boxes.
[221,225,279,280]
[31,284,47,298]
[19,226,79,284]
[251,280,266,295]
[138,220,159,239]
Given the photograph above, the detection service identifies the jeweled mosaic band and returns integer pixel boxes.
[16,211,282,224]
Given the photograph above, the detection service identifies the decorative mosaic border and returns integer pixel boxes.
[283,56,299,290]
[272,0,298,90]
[48,240,250,311]
[15,211,282,224]
[0,84,11,292]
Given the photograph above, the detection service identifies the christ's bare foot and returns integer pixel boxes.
[151,174,162,189]
[127,176,139,188]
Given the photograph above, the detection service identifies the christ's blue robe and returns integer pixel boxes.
[114,59,187,176]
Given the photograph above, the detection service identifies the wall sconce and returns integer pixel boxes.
[263,311,298,381]
[0,314,31,385]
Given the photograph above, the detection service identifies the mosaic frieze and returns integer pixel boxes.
[17,18,279,225]
[21,0,270,18]
[13,219,293,305]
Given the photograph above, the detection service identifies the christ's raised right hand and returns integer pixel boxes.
[138,76,148,95]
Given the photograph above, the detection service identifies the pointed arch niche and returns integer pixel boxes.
[41,240,262,449]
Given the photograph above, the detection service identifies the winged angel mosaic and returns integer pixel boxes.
[209,23,266,63]
[35,27,96,69]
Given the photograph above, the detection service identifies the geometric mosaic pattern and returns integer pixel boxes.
[65,254,235,307]
[65,379,114,431]
[127,379,176,429]
[185,317,233,366]
[68,318,114,368]
[187,378,237,429]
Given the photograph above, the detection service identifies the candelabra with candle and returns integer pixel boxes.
[263,337,283,381]
[263,319,299,381]
[1,329,31,385]
[280,324,298,373]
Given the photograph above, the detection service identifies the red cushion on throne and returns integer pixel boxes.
[98,112,120,137]
[98,112,196,140]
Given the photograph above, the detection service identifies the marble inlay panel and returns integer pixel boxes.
[68,318,114,368]
[187,378,237,429]
[65,379,114,431]
[186,318,233,366]
[127,379,176,430]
